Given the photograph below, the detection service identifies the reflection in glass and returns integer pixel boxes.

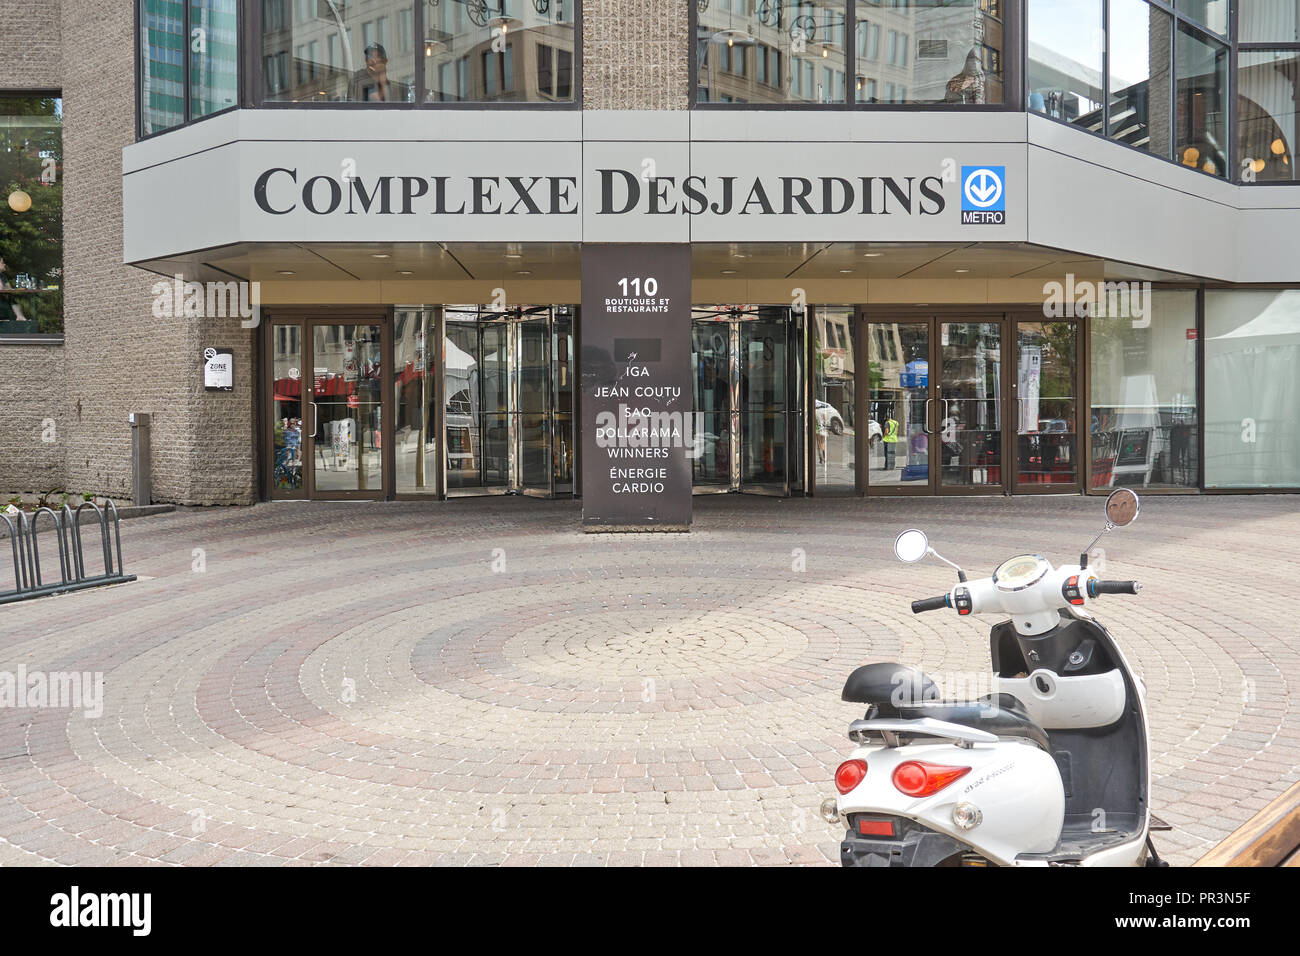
[394,308,437,493]
[0,96,63,333]
[740,318,787,487]
[1175,22,1229,177]
[691,319,732,487]
[271,324,304,492]
[1240,1,1300,43]
[813,307,856,494]
[939,323,1002,488]
[189,1,240,119]
[698,1,848,104]
[1175,0,1227,36]
[867,323,929,486]
[1205,291,1300,488]
[856,0,1004,105]
[262,0,416,103]
[312,323,384,492]
[1089,291,1198,490]
[1107,0,1173,155]
[423,0,574,102]
[1027,0,1103,125]
[1238,51,1299,183]
[1016,322,1077,486]
[140,1,187,132]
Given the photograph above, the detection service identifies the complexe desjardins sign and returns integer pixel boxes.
[580,244,693,532]
[252,167,951,218]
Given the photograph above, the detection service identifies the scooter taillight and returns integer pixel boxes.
[892,761,972,797]
[835,759,868,794]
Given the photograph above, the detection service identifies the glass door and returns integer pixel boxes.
[691,313,734,491]
[864,315,1008,496]
[1013,319,1082,493]
[308,321,385,498]
[518,316,552,495]
[265,315,388,500]
[864,320,933,494]
[740,312,790,495]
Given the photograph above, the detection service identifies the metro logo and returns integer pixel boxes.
[960,165,1006,224]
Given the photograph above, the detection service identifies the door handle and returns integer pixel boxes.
[924,398,933,434]
[310,402,320,438]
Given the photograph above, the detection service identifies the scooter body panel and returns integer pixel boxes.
[837,740,1065,866]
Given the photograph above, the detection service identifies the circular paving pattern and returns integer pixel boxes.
[0,495,1297,866]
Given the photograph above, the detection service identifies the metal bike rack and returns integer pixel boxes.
[1,500,136,605]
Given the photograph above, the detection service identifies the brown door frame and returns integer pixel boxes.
[1007,311,1085,496]
[262,307,392,502]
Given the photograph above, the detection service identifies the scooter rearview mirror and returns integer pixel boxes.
[1082,489,1142,567]
[1105,488,1140,528]
[894,529,929,563]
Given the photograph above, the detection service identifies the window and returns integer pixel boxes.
[1028,0,1104,127]
[1204,291,1300,488]
[1106,0,1173,155]
[855,0,1003,105]
[1237,50,1299,182]
[1174,22,1228,177]
[1089,290,1198,490]
[0,95,63,334]
[139,0,239,135]
[1240,1,1300,43]
[1175,0,1227,37]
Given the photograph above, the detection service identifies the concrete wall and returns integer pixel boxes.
[584,0,689,110]
[0,342,67,491]
[0,0,62,90]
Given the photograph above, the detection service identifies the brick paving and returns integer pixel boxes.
[1,494,1298,867]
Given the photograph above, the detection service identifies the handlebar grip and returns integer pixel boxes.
[1088,579,1142,597]
[911,594,951,614]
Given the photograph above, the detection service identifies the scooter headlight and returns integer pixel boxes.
[953,802,983,831]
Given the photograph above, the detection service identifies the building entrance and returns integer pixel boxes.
[691,306,806,496]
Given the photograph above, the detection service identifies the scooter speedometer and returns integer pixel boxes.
[992,553,1052,592]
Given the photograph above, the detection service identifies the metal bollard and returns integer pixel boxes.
[130,412,152,507]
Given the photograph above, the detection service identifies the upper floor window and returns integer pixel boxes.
[139,1,240,136]
[1028,0,1229,179]
[695,0,1004,106]
[259,0,576,104]
[1238,1,1300,183]
[1,95,63,334]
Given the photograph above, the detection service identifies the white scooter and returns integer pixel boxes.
[823,489,1168,867]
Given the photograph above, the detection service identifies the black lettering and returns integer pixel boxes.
[681,175,709,216]
[347,176,393,215]
[302,175,342,215]
[432,176,466,214]
[598,168,640,214]
[709,177,736,215]
[254,167,297,215]
[397,176,428,214]
[647,176,677,214]
[821,176,854,215]
[505,176,544,215]
[782,177,816,215]
[880,176,914,215]
[918,176,946,215]
[471,176,500,214]
[739,179,775,215]
[858,176,875,215]
[549,176,578,214]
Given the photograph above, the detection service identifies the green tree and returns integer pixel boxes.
[1,96,63,333]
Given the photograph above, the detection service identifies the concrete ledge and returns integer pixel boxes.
[0,504,174,539]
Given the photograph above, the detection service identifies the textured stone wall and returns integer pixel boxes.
[0,0,62,90]
[584,0,690,109]
[0,343,67,492]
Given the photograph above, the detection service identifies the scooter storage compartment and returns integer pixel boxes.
[994,669,1126,730]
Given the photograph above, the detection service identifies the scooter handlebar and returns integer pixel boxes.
[911,594,952,614]
[1088,579,1142,596]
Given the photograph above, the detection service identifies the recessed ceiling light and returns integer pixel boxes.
[371,253,391,259]
[732,252,750,259]
[515,270,532,276]
[277,270,295,276]
[862,252,884,258]
[397,270,414,275]
[505,253,523,259]
[721,269,738,275]
[839,269,854,274]
[955,268,971,273]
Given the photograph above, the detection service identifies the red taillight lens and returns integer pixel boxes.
[891,760,971,797]
[857,817,896,837]
[835,759,868,794]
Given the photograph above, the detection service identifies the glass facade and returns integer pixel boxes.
[0,96,63,334]
[1205,290,1300,488]
[1089,290,1198,490]
[1240,1,1300,43]
[1174,20,1229,177]
[140,0,239,135]
[394,307,438,493]
[1027,0,1104,125]
[1107,0,1172,154]
[813,306,856,493]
